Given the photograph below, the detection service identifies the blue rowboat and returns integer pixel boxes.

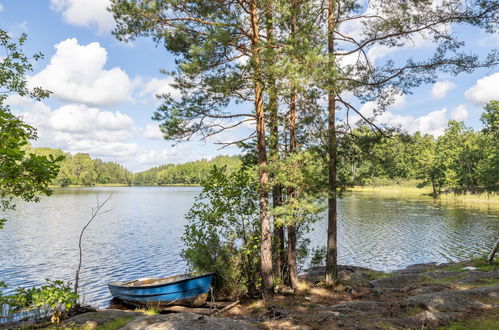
[108,273,214,306]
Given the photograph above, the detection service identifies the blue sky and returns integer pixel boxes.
[1,0,498,172]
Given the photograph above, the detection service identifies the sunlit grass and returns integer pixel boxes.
[135,307,161,315]
[437,313,499,330]
[349,184,499,210]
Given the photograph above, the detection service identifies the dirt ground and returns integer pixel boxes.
[221,261,499,329]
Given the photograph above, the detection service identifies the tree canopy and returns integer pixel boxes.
[0,29,61,229]
[110,0,498,291]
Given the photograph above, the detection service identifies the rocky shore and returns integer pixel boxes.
[4,258,498,329]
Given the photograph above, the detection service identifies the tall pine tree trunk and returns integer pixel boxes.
[325,0,338,284]
[251,0,273,292]
[287,4,298,290]
[265,2,285,283]
[287,86,298,290]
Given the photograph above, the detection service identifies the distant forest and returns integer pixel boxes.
[29,114,497,192]
[27,148,240,186]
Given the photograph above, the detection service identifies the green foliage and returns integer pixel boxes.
[0,30,51,105]
[134,155,240,185]
[477,101,499,191]
[181,165,260,298]
[6,279,78,311]
[1,279,78,323]
[337,106,499,195]
[270,151,326,226]
[310,246,327,268]
[0,29,61,228]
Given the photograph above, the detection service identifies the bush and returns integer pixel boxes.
[2,279,78,323]
[182,165,261,298]
[310,246,326,268]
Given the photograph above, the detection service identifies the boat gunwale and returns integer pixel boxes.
[108,272,215,290]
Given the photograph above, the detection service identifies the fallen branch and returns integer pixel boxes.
[487,238,499,264]
[214,299,239,316]
[162,305,212,315]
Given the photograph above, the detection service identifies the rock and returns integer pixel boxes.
[63,310,142,329]
[339,270,370,287]
[300,265,376,282]
[395,262,456,274]
[407,310,463,327]
[402,291,486,312]
[394,262,439,274]
[327,301,388,316]
[121,313,256,330]
[450,285,499,302]
[370,273,423,289]
[404,283,452,296]
[456,271,499,285]
[424,271,466,280]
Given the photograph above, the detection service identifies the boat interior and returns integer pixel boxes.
[118,273,192,287]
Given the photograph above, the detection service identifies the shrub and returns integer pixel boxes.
[182,165,260,298]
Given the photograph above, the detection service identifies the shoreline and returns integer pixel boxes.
[348,185,499,210]
[4,257,497,329]
[50,183,201,188]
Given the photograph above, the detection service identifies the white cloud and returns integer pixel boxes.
[379,108,449,136]
[431,80,456,99]
[0,3,4,12]
[48,104,134,137]
[50,0,114,34]
[9,96,137,155]
[351,101,449,136]
[143,123,164,140]
[29,38,133,107]
[451,105,468,121]
[7,96,236,171]
[138,77,181,103]
[464,73,499,105]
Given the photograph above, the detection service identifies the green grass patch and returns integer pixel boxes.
[366,271,392,280]
[397,306,424,318]
[435,258,499,273]
[421,274,465,285]
[438,313,499,330]
[93,316,135,330]
[349,185,499,210]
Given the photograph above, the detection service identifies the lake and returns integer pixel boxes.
[0,187,498,308]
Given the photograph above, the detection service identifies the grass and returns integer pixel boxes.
[365,271,392,280]
[422,273,465,285]
[435,258,499,273]
[438,313,499,330]
[95,316,136,330]
[349,184,499,210]
[134,307,160,316]
[397,306,424,318]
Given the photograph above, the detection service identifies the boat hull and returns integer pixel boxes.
[108,273,214,306]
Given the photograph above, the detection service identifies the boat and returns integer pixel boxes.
[108,273,214,306]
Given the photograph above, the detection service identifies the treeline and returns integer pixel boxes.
[28,148,240,187]
[29,149,133,186]
[133,155,240,185]
[339,102,498,195]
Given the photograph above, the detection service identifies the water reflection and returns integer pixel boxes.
[0,187,498,308]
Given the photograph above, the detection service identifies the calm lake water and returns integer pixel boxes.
[0,187,498,307]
